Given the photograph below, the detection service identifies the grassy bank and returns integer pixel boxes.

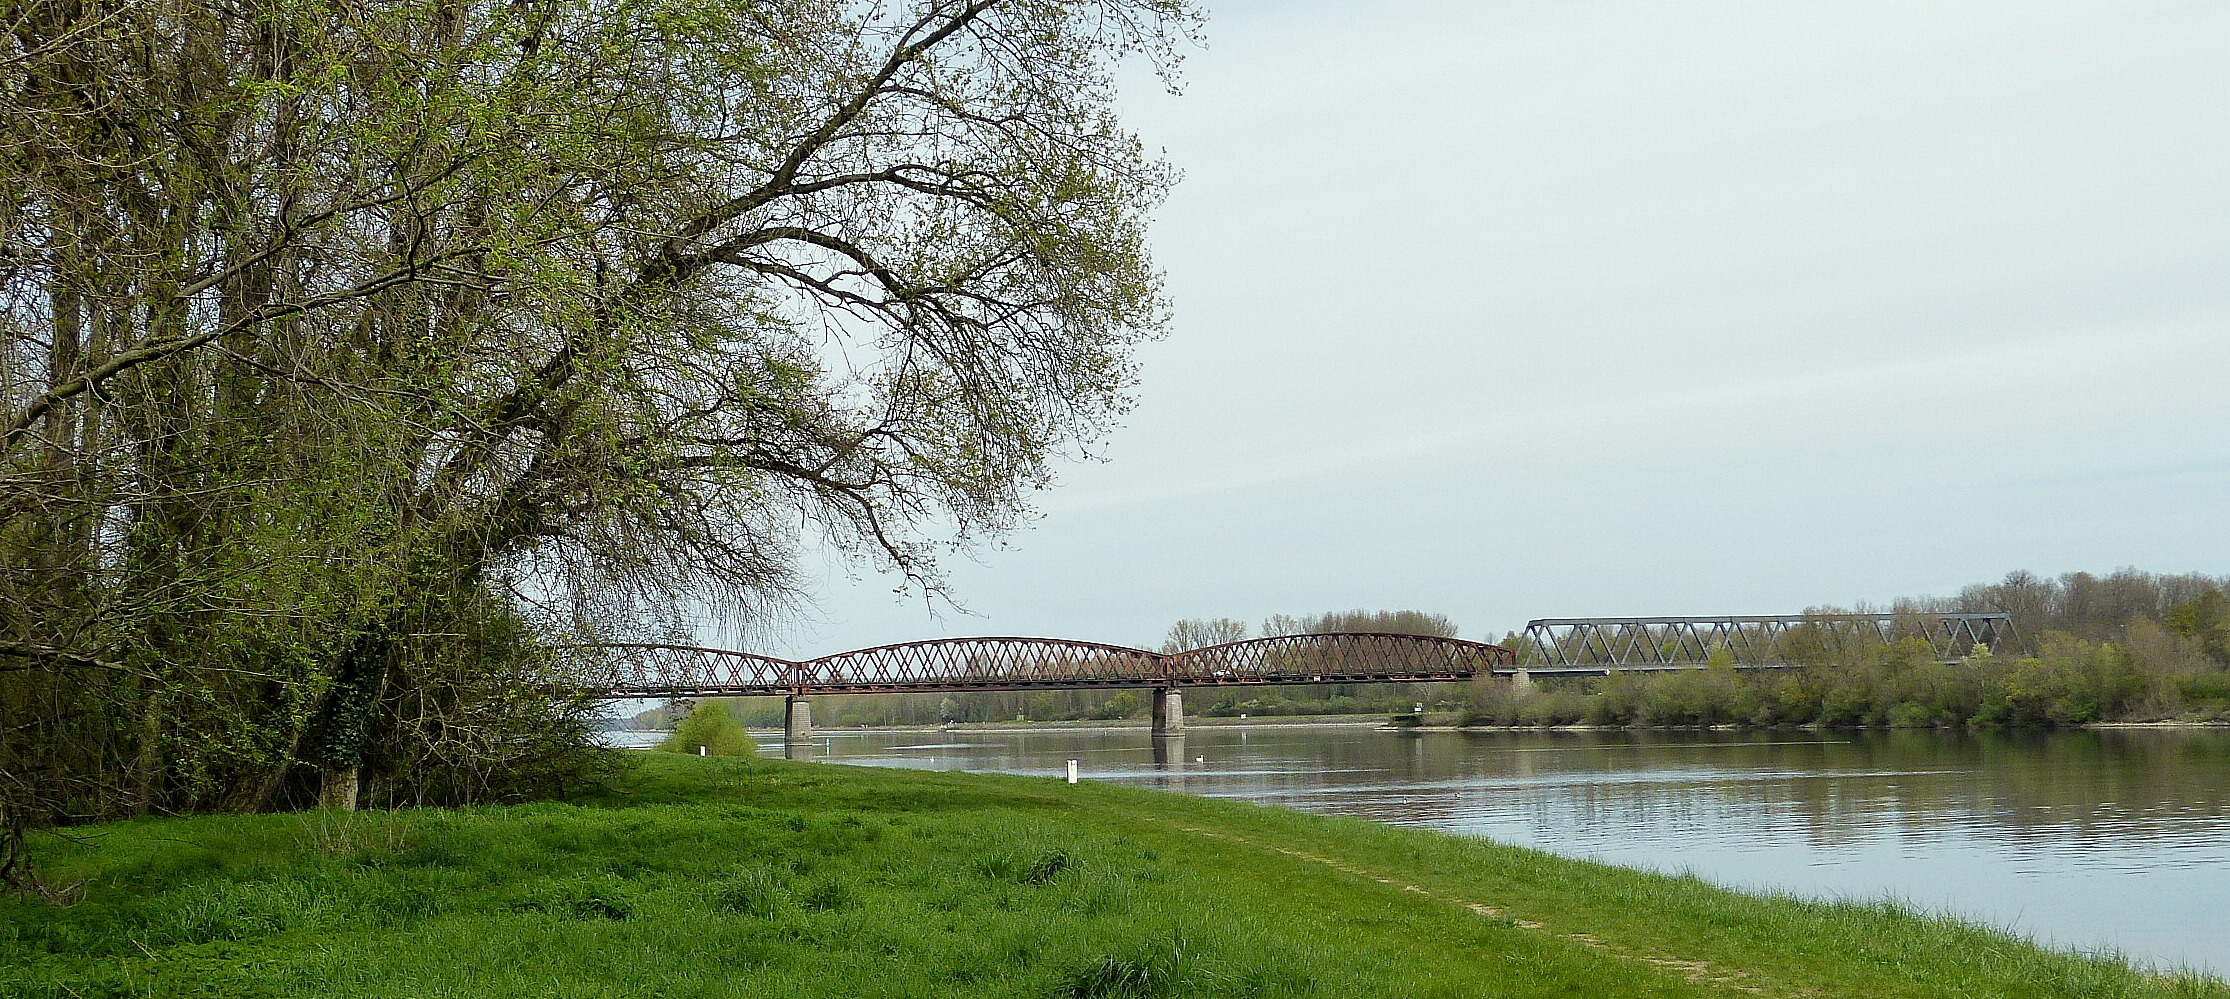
[4,755,2221,998]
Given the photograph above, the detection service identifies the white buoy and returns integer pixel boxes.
[1066,759,1079,784]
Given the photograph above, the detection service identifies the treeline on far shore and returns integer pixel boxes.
[1468,625,2228,729]
[640,570,2230,734]
[1452,567,2230,729]
[1492,567,2230,729]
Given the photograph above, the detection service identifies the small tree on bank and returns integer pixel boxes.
[662,703,757,758]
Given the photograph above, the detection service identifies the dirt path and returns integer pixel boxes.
[1153,819,1803,998]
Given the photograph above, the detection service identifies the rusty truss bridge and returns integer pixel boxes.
[1515,613,2019,675]
[584,632,1515,698]
[579,633,1517,747]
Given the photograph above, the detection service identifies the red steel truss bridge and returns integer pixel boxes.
[576,632,1519,700]
[1515,613,2019,674]
[580,633,1518,748]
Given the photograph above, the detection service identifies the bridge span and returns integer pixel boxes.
[582,633,1516,748]
[1515,612,2019,675]
[587,613,2018,754]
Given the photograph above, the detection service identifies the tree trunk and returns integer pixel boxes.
[318,765,360,811]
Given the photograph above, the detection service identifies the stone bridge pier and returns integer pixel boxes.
[1151,686,1183,737]
[785,695,812,759]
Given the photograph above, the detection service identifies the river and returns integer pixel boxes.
[717,722,2230,975]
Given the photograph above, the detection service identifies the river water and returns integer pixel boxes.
[741,723,2230,975]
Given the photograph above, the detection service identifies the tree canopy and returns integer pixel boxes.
[0,0,1198,845]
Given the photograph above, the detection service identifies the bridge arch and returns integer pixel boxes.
[801,636,1166,693]
[1164,632,1516,684]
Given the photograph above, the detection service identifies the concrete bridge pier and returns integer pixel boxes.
[784,695,812,759]
[1151,687,1184,737]
[1512,668,1534,694]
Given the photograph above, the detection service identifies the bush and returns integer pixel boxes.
[660,701,757,757]
[1519,690,1588,726]
[1887,701,1945,729]
[2178,672,2230,711]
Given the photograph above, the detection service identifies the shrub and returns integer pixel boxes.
[2178,672,2230,711]
[1519,690,1588,726]
[1887,701,1944,729]
[660,701,757,757]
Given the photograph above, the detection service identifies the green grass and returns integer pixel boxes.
[3,754,2222,998]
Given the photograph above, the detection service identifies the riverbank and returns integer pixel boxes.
[5,754,2221,998]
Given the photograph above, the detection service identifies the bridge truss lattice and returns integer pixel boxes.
[575,633,1519,699]
[1516,613,2019,674]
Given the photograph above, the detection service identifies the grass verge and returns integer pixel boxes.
[3,754,2222,998]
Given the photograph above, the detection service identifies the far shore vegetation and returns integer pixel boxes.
[638,569,2230,735]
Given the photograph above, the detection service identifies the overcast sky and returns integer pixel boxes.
[745,0,2230,658]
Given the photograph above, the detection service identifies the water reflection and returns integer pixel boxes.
[795,724,2230,974]
[1149,734,1186,791]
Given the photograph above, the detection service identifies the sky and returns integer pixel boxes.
[743,0,2230,658]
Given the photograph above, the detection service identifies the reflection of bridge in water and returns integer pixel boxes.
[583,633,1516,752]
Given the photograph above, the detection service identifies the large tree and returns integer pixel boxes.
[0,0,1195,840]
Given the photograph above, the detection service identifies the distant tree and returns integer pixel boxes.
[1956,569,2230,643]
[1100,690,1144,719]
[1261,614,1305,637]
[1960,570,2061,641]
[2165,591,2230,665]
[1160,618,1249,653]
[1262,609,1459,638]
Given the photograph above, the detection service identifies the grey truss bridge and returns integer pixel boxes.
[580,633,1517,748]
[1515,613,2019,676]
